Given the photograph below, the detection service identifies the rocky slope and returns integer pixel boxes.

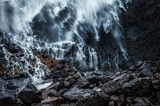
[0,56,160,106]
[0,0,160,106]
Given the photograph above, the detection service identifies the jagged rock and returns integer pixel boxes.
[87,75,101,85]
[128,61,144,71]
[60,103,76,106]
[76,93,109,106]
[42,89,59,99]
[109,95,125,106]
[0,32,9,44]
[37,53,59,70]
[122,78,153,96]
[0,64,5,76]
[5,79,27,91]
[78,80,90,89]
[63,88,93,101]
[138,67,153,77]
[98,75,112,83]
[4,43,21,54]
[45,82,62,91]
[152,73,160,91]
[112,73,130,85]
[102,81,121,95]
[40,96,63,106]
[156,61,160,72]
[0,79,25,106]
[0,1,160,106]
[63,75,78,88]
[97,91,110,100]
[126,97,151,106]
[0,90,17,105]
[18,84,41,104]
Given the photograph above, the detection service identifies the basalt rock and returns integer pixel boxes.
[122,78,153,96]
[0,0,160,106]
[18,84,41,105]
[126,97,151,106]
[102,81,121,95]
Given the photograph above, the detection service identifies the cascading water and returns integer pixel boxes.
[0,0,130,86]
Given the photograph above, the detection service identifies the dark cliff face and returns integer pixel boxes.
[124,0,160,61]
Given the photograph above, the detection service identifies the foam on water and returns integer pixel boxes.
[0,0,130,85]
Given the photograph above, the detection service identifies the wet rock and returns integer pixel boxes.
[63,75,78,88]
[98,75,112,83]
[0,98,23,106]
[102,81,121,95]
[0,64,5,76]
[37,53,59,70]
[126,97,151,106]
[112,73,129,85]
[76,93,109,106]
[42,89,59,99]
[122,78,153,96]
[0,33,9,44]
[45,82,62,91]
[87,75,101,85]
[97,91,110,100]
[41,96,63,106]
[60,103,76,106]
[152,73,160,91]
[63,88,93,101]
[139,67,153,77]
[18,84,41,104]
[78,80,90,88]
[5,78,27,91]
[156,60,160,72]
[0,79,24,106]
[155,92,160,105]
[4,43,20,54]
[136,61,144,68]
[58,88,68,95]
[109,95,125,106]
[0,90,16,104]
[128,61,144,71]
[50,63,73,79]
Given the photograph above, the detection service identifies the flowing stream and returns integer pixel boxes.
[0,0,130,86]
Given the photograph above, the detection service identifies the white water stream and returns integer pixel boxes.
[0,0,130,86]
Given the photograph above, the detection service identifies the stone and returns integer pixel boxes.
[139,67,153,77]
[102,81,121,95]
[42,90,59,99]
[87,75,101,85]
[41,96,63,106]
[152,73,160,91]
[63,75,78,88]
[76,93,109,106]
[4,43,20,54]
[97,91,110,100]
[18,84,41,104]
[109,95,125,106]
[78,80,90,88]
[126,97,151,106]
[63,88,93,101]
[122,78,153,96]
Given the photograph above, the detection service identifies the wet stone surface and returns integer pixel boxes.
[0,0,160,106]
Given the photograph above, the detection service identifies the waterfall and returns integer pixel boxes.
[0,0,130,85]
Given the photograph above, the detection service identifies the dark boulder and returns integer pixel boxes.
[18,84,41,105]
[122,78,153,96]
[126,97,151,106]
[102,81,121,95]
